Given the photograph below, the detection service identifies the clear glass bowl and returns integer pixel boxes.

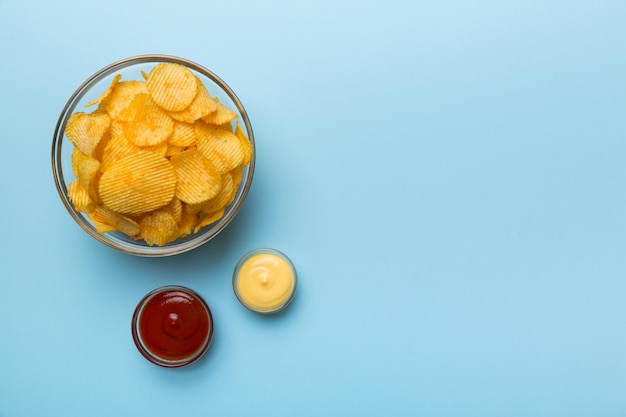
[52,55,255,256]
[233,248,298,314]
[131,285,214,368]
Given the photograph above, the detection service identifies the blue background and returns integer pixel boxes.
[1,1,625,415]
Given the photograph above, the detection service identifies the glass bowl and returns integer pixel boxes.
[131,285,214,368]
[233,248,298,314]
[52,55,255,256]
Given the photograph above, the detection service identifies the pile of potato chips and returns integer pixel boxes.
[65,63,253,246]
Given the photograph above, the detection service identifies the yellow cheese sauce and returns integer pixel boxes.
[234,249,297,313]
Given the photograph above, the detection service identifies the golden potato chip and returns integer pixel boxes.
[169,77,217,123]
[104,80,149,121]
[194,209,225,233]
[67,181,95,213]
[146,63,198,112]
[169,121,196,147]
[92,128,111,162]
[170,149,221,204]
[65,112,111,156]
[178,210,199,238]
[201,97,238,125]
[122,93,174,146]
[186,172,234,215]
[230,165,244,192]
[195,122,244,174]
[75,154,100,191]
[100,126,140,171]
[99,151,177,215]
[216,121,234,131]
[141,70,149,80]
[86,74,121,107]
[90,205,140,237]
[100,126,168,171]
[71,147,86,179]
[89,217,118,234]
[235,121,253,166]
[165,197,183,223]
[165,144,186,158]
[139,209,178,246]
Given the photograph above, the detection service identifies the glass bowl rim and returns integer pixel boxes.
[51,54,255,257]
[131,285,214,368]
[232,248,298,314]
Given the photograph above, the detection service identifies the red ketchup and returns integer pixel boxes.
[132,286,213,367]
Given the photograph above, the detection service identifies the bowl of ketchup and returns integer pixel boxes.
[131,286,213,367]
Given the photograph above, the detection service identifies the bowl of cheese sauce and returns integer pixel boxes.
[233,248,297,314]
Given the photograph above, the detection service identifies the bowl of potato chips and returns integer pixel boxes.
[52,55,255,256]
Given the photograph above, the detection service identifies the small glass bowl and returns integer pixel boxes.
[131,285,214,368]
[233,248,298,314]
[51,55,255,256]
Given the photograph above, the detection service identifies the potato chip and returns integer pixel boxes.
[186,172,234,215]
[75,154,100,191]
[165,197,183,223]
[65,112,111,156]
[194,209,225,233]
[169,121,196,147]
[178,210,199,238]
[122,93,174,146]
[201,97,238,125]
[147,63,198,112]
[169,77,217,123]
[235,121,253,166]
[139,208,178,246]
[67,181,95,213]
[101,125,168,171]
[92,128,111,162]
[89,217,118,234]
[100,126,140,171]
[99,151,177,215]
[71,147,85,179]
[195,121,244,174]
[104,80,149,121]
[230,165,244,192]
[86,74,121,107]
[89,205,140,237]
[170,149,221,204]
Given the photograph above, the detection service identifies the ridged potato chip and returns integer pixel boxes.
[201,98,238,125]
[169,121,196,147]
[67,181,95,213]
[99,151,177,215]
[122,94,174,146]
[65,112,111,156]
[147,63,198,112]
[186,172,234,215]
[165,197,183,223]
[170,149,221,204]
[139,208,179,246]
[235,121,253,166]
[178,210,199,238]
[90,205,140,237]
[194,209,225,233]
[86,74,121,108]
[169,77,217,123]
[104,80,149,121]
[165,144,187,158]
[195,122,244,174]
[75,154,100,191]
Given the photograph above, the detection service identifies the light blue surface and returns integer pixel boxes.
[1,0,625,415]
